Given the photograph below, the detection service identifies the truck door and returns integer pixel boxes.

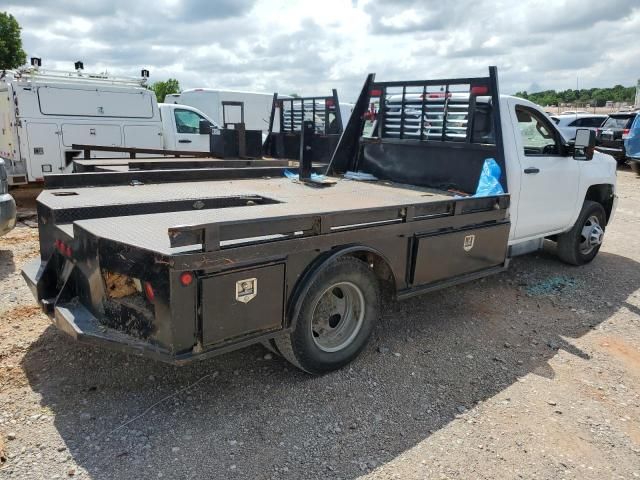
[172,108,210,152]
[25,122,63,180]
[509,101,580,240]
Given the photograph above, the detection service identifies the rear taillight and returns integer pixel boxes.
[179,271,194,287]
[622,128,630,139]
[54,239,73,258]
[144,282,155,302]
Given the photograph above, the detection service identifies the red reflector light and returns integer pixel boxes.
[364,111,377,121]
[179,272,194,287]
[144,282,155,302]
[370,89,382,97]
[471,85,489,95]
[422,92,452,99]
[325,98,334,107]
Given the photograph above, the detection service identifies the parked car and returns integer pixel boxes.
[0,159,17,236]
[595,112,638,165]
[1,62,219,185]
[550,114,606,141]
[625,113,640,175]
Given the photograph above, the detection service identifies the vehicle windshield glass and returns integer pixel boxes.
[174,109,207,134]
[602,116,634,129]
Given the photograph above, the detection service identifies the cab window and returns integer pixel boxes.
[174,109,207,134]
[515,106,560,155]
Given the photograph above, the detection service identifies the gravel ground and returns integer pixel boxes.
[1,170,639,479]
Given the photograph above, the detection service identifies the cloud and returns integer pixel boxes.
[4,0,640,101]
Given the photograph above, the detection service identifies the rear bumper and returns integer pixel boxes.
[21,258,179,364]
[0,193,17,236]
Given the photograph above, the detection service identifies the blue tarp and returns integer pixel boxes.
[473,158,504,197]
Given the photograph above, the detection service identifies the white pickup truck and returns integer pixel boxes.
[23,67,617,374]
[0,66,219,185]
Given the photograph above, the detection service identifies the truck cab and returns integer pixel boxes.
[503,96,616,252]
[158,103,220,153]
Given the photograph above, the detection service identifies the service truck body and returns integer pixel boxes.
[23,68,617,374]
[0,69,219,185]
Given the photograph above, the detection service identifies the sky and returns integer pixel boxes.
[4,0,640,101]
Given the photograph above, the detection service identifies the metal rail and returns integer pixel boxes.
[72,144,215,159]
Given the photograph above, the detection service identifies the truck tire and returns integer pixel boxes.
[275,256,380,374]
[556,200,606,265]
[630,161,640,176]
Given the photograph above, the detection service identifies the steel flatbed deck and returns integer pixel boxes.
[41,176,455,255]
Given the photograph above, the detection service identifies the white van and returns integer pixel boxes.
[168,89,279,133]
[0,66,218,185]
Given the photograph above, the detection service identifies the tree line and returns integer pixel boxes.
[514,85,636,107]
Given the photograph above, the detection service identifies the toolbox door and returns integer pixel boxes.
[411,223,509,286]
[201,264,285,346]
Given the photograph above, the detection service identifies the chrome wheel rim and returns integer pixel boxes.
[310,281,365,353]
[579,215,604,255]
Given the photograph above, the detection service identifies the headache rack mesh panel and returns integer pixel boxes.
[279,97,339,135]
[371,79,491,142]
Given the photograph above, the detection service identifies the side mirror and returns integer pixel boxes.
[573,128,596,160]
[199,119,212,135]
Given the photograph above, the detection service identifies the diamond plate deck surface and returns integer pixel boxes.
[40,178,453,255]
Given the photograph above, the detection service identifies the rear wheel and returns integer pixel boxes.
[275,256,380,374]
[556,200,606,265]
[630,160,640,176]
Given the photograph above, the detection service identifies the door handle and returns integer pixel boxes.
[178,139,192,144]
[524,167,540,174]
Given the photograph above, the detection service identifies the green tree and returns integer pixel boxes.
[150,78,180,102]
[0,12,27,70]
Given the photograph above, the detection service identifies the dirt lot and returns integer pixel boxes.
[1,171,639,479]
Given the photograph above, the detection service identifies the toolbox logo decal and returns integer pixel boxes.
[463,234,475,252]
[236,278,257,303]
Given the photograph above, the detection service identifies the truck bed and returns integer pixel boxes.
[40,177,455,255]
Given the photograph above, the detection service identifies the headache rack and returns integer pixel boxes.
[328,66,507,194]
[370,69,500,143]
[276,90,343,135]
[263,90,344,164]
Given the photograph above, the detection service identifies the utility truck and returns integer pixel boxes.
[0,62,219,185]
[23,67,617,374]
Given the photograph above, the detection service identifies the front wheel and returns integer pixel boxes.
[275,256,380,374]
[556,200,606,265]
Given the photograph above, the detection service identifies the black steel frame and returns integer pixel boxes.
[328,67,506,181]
